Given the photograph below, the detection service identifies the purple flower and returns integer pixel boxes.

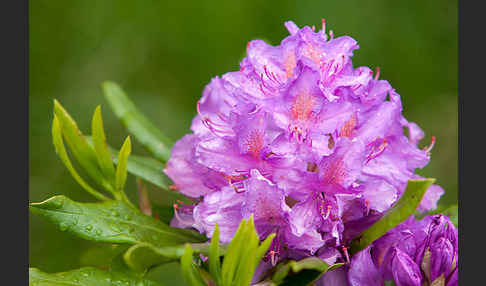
[347,215,458,286]
[388,247,423,286]
[165,20,443,263]
[347,247,383,286]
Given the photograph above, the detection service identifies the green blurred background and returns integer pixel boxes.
[29,1,457,284]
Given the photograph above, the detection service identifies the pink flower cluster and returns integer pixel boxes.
[164,20,443,264]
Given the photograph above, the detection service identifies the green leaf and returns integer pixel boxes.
[220,216,275,286]
[79,244,129,268]
[29,195,207,247]
[221,218,248,286]
[122,242,213,273]
[255,233,276,268]
[350,178,435,254]
[91,105,116,184]
[29,267,162,286]
[180,244,207,286]
[209,225,222,286]
[54,100,110,191]
[102,81,173,162]
[112,148,181,200]
[110,250,141,276]
[234,217,261,286]
[86,135,177,196]
[115,136,131,192]
[52,115,109,201]
[440,205,458,227]
[123,243,172,273]
[272,258,344,286]
[249,233,276,283]
[150,203,175,225]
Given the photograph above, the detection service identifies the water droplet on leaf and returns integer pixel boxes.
[59,222,69,231]
[112,224,122,232]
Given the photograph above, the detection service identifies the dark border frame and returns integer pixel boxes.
[2,0,28,284]
[459,1,482,285]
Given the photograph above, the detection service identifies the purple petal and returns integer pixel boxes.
[348,247,384,286]
[192,186,245,242]
[284,21,300,35]
[191,77,237,137]
[319,137,366,188]
[360,179,398,212]
[315,100,356,136]
[417,184,445,213]
[390,247,423,286]
[170,209,195,229]
[245,39,287,83]
[315,267,349,286]
[335,193,367,223]
[164,134,226,198]
[317,247,342,265]
[195,136,257,176]
[356,101,400,144]
[445,267,457,286]
[222,71,266,102]
[430,237,454,282]
[359,79,392,109]
[402,120,425,147]
[288,194,322,236]
[284,226,325,254]
[242,169,290,237]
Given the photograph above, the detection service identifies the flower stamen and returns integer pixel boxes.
[374,67,381,80]
[423,136,436,155]
[366,138,388,164]
[342,246,350,264]
[173,203,194,226]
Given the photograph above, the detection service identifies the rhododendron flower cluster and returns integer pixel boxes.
[346,215,458,286]
[164,20,444,264]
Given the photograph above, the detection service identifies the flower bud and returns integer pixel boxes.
[429,237,454,283]
[390,247,422,286]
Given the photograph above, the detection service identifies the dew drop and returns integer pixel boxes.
[94,229,102,236]
[85,225,93,231]
[59,222,69,231]
[112,224,122,233]
[53,199,64,208]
